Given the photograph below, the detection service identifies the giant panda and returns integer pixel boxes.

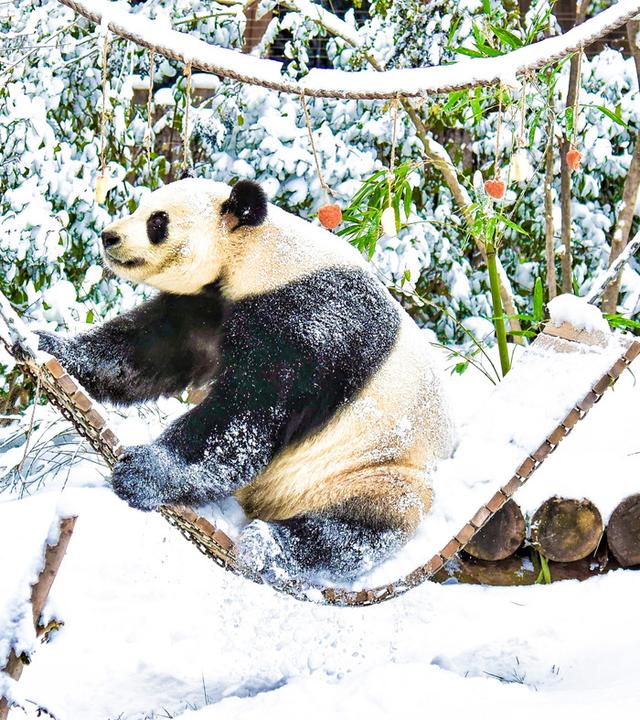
[36,178,453,580]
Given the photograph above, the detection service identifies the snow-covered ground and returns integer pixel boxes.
[2,339,640,719]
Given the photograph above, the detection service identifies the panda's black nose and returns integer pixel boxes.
[101,231,120,249]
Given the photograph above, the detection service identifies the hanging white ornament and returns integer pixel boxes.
[381,206,397,238]
[95,174,109,204]
[511,149,532,182]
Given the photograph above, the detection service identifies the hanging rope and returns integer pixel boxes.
[387,97,399,208]
[181,61,193,176]
[571,46,583,148]
[566,46,584,171]
[95,29,110,203]
[517,74,528,148]
[381,98,399,237]
[300,93,331,202]
[145,48,155,181]
[493,85,503,178]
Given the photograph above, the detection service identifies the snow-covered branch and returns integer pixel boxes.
[56,0,640,99]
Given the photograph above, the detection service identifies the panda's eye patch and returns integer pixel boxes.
[147,211,169,245]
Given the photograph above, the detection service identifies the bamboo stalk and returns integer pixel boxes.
[486,245,511,376]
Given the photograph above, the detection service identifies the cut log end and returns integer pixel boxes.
[531,497,603,562]
[607,494,640,567]
[465,499,526,561]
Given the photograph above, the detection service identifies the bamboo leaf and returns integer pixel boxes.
[497,214,529,236]
[593,104,630,130]
[490,24,522,49]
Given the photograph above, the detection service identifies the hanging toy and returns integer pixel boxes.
[301,93,342,230]
[484,178,506,200]
[382,98,399,238]
[566,47,584,173]
[381,207,397,237]
[510,76,532,183]
[318,203,343,230]
[484,84,506,200]
[511,149,532,183]
[566,145,583,171]
[95,29,111,203]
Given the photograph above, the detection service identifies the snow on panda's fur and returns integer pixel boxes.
[36,178,453,580]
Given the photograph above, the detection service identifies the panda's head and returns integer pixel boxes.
[100,178,268,294]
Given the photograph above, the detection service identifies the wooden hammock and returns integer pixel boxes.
[1,286,639,606]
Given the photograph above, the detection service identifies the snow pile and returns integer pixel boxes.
[547,294,610,334]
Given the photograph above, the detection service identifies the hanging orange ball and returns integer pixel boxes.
[484,178,506,200]
[566,146,583,172]
[318,203,342,230]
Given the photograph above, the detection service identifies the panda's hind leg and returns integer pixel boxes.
[237,488,424,582]
[237,515,405,583]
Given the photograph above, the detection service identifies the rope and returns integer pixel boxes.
[387,98,399,208]
[146,48,155,180]
[98,29,110,177]
[300,93,331,201]
[182,61,192,175]
[54,0,640,100]
[518,74,528,148]
[571,46,583,147]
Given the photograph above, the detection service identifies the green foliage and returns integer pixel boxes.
[532,548,552,584]
[338,162,417,259]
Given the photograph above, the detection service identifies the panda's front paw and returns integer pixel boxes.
[34,330,69,360]
[111,444,180,512]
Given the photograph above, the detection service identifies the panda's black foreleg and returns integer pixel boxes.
[33,292,222,405]
[236,514,406,582]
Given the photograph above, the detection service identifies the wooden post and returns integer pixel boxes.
[0,516,76,720]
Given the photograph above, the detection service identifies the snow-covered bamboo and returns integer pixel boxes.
[56,0,640,99]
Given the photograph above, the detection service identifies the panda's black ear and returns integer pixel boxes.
[220,180,268,231]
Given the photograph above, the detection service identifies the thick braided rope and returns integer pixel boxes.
[55,0,640,100]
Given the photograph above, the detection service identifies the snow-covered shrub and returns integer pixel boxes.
[1,0,639,404]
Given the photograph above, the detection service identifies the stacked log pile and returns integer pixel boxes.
[434,493,640,585]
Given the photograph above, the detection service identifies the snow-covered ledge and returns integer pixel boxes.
[57,0,640,99]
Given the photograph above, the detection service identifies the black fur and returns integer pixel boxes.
[146,211,169,245]
[237,513,406,581]
[36,288,225,405]
[220,180,268,230]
